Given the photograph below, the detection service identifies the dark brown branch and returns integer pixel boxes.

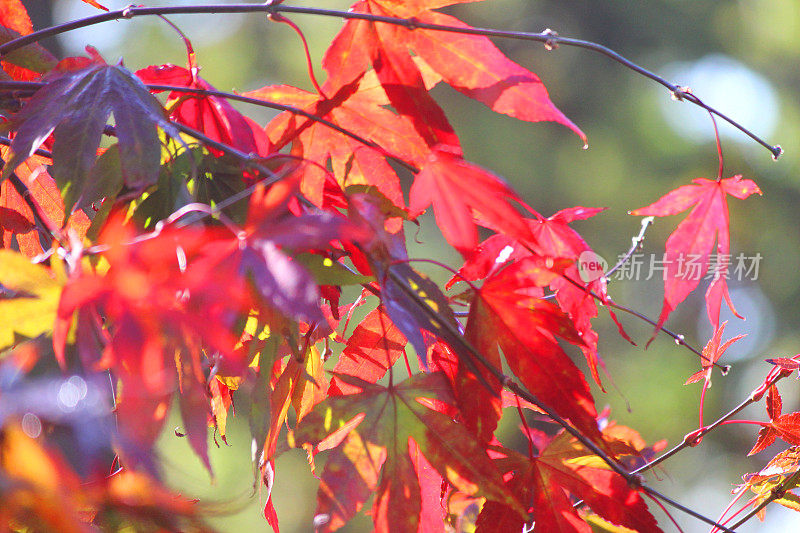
[0,4,782,158]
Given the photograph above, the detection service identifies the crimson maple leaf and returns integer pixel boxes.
[476,432,662,533]
[465,255,605,446]
[748,385,800,456]
[247,74,427,208]
[451,205,611,386]
[686,320,745,386]
[1,148,89,257]
[137,61,271,164]
[53,217,253,471]
[328,305,407,396]
[409,147,534,256]
[630,175,761,338]
[0,0,57,80]
[323,0,584,146]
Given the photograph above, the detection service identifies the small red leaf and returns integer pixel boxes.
[766,357,800,372]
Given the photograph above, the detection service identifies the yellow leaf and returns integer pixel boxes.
[0,250,63,349]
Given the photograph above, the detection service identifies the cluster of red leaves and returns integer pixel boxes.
[0,0,775,532]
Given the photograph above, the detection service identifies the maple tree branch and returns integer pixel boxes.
[603,215,654,279]
[166,120,284,186]
[0,150,63,248]
[560,273,721,369]
[0,4,782,159]
[632,366,790,476]
[0,135,52,159]
[5,172,59,248]
[604,297,710,362]
[644,487,735,533]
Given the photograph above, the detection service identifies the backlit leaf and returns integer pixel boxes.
[631,175,761,338]
[0,250,62,350]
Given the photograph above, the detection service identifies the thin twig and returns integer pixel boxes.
[0,4,782,158]
[604,216,654,279]
[632,366,790,475]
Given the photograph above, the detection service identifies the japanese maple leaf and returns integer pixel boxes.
[3,47,180,214]
[465,255,605,447]
[408,146,534,256]
[476,432,662,533]
[686,321,742,384]
[686,321,745,429]
[323,0,460,151]
[328,305,407,396]
[451,205,611,386]
[232,179,366,324]
[137,62,270,163]
[741,446,800,522]
[295,372,522,532]
[630,175,761,338]
[429,341,499,443]
[53,218,253,470]
[323,0,583,144]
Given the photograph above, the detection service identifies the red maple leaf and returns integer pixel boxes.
[686,321,745,386]
[246,75,427,208]
[53,217,253,470]
[323,0,583,144]
[685,320,745,433]
[477,432,662,533]
[630,175,761,338]
[137,62,271,165]
[451,205,611,385]
[465,255,604,446]
[295,371,523,532]
[0,149,90,258]
[0,0,57,80]
[328,305,407,396]
[749,385,800,456]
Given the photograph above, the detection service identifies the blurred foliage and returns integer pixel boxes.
[21,0,800,531]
